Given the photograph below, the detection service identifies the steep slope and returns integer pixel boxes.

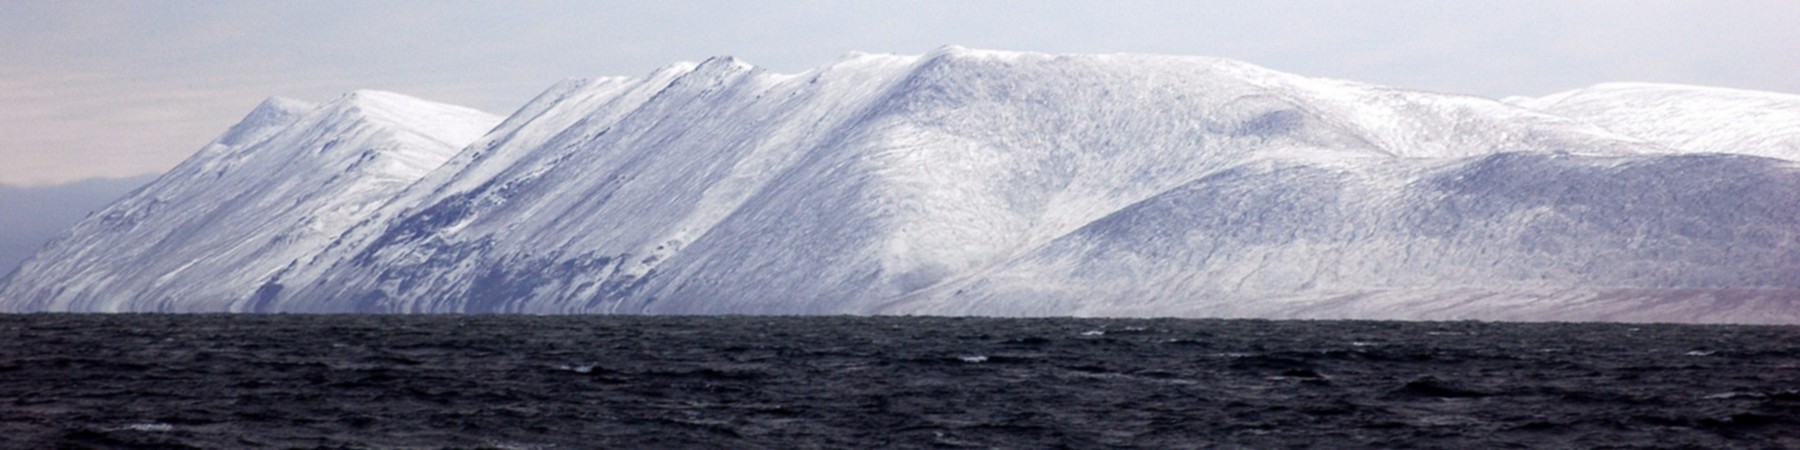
[0,174,157,276]
[263,47,1690,317]
[0,92,499,312]
[1508,83,1800,160]
[8,48,1795,323]
[904,153,1800,323]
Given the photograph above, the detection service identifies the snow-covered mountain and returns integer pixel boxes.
[1507,82,1800,159]
[0,92,500,312]
[909,153,1800,322]
[0,174,156,276]
[4,48,1796,322]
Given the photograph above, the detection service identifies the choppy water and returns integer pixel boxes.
[3,314,1797,449]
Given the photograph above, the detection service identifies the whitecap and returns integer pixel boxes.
[1703,392,1761,400]
[123,423,173,432]
[557,363,597,373]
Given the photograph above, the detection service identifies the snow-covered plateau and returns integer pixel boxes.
[4,47,1796,323]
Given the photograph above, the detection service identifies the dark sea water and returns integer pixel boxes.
[2,314,1797,449]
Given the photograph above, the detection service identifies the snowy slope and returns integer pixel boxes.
[5,48,1796,323]
[0,174,156,277]
[257,47,1769,321]
[618,49,1658,316]
[1508,83,1800,160]
[0,92,499,312]
[900,153,1800,323]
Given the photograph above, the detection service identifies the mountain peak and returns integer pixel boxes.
[317,90,501,154]
[329,89,470,117]
[5,50,1798,322]
[254,96,318,117]
[0,88,501,312]
[697,55,751,68]
[924,44,1031,62]
[687,55,759,77]
[214,96,318,148]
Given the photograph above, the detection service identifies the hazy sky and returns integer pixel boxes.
[3,0,1796,186]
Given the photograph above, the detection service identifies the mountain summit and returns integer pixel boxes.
[0,91,500,312]
[4,48,1796,323]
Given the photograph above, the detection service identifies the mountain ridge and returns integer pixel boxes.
[3,48,1796,322]
[1507,82,1800,161]
[0,91,500,312]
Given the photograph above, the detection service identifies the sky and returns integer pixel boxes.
[2,0,1797,187]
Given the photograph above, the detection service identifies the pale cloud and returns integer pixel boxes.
[2,0,1797,186]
